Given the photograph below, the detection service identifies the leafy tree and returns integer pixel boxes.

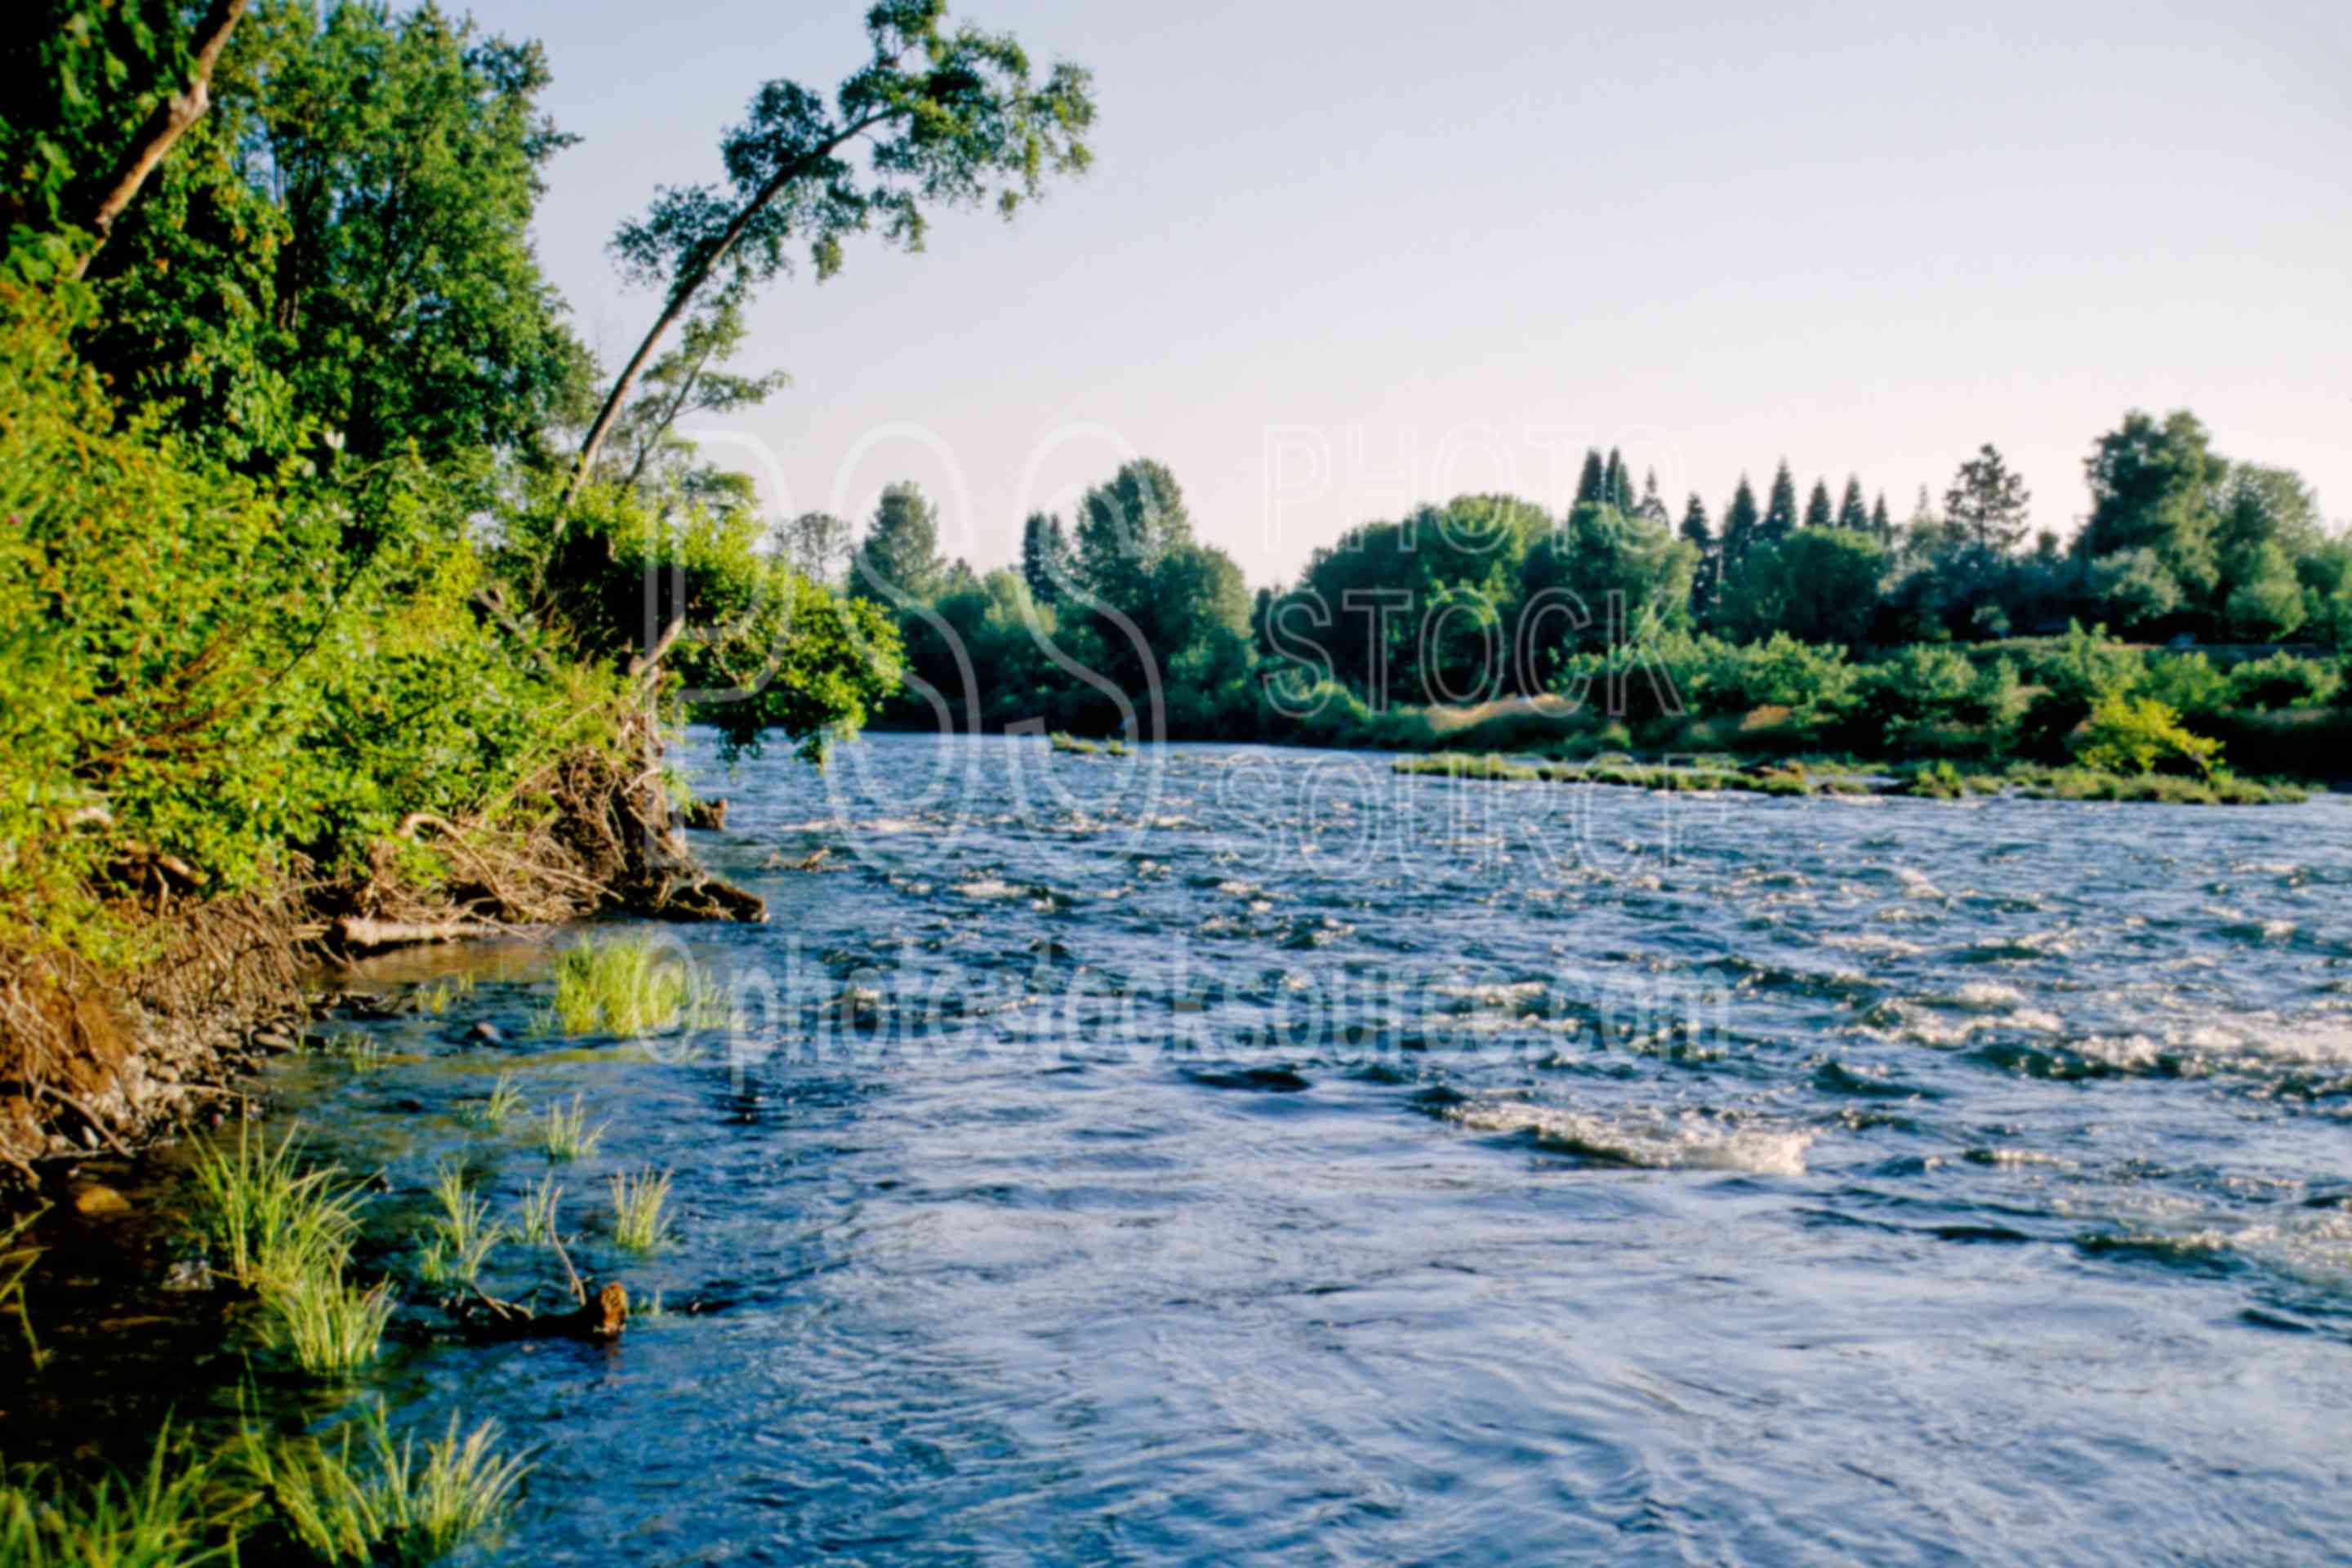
[781,510,853,584]
[2077,693,2221,777]
[1944,443,2032,557]
[1717,528,1886,648]
[854,481,945,600]
[1074,458,1193,598]
[602,293,788,493]
[1761,461,1798,544]
[1835,477,1869,532]
[2076,410,2225,612]
[578,0,1096,498]
[1802,479,1833,532]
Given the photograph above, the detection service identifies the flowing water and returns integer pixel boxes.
[43,733,2352,1563]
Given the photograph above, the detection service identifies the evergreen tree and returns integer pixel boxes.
[1574,449,1606,508]
[855,481,945,599]
[1602,448,1632,510]
[1802,479,1834,532]
[1680,494,1717,622]
[1642,467,1667,523]
[1871,493,1892,541]
[1020,510,1072,605]
[1721,475,1762,564]
[1944,443,2032,557]
[1836,476,1869,532]
[1761,461,1799,543]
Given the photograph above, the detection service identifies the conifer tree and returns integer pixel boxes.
[1680,494,1717,622]
[1021,511,1072,605]
[1944,442,2033,557]
[1761,461,1799,542]
[1802,479,1833,532]
[1836,476,1870,532]
[1872,493,1892,541]
[1603,448,1631,510]
[1574,450,1606,508]
[1722,475,1762,564]
[855,481,945,599]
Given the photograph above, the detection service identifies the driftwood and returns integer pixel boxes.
[331,916,501,953]
[464,1281,628,1343]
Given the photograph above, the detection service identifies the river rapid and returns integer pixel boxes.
[87,734,2352,1562]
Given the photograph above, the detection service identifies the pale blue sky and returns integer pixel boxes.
[474,0,2352,586]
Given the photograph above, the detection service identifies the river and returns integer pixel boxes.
[87,734,2352,1562]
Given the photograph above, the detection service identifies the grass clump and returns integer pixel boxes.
[538,1094,608,1163]
[608,1168,673,1253]
[541,937,727,1039]
[0,1421,226,1568]
[185,1125,365,1294]
[231,1405,530,1565]
[417,1161,499,1286]
[265,1276,397,1375]
[466,1071,525,1131]
[514,1176,563,1246]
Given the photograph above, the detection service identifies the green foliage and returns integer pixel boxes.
[0,1421,229,1568]
[1679,633,1855,724]
[264,1275,396,1375]
[1716,528,1885,648]
[537,1094,607,1163]
[229,1404,529,1566]
[2075,693,2223,777]
[2225,653,2341,710]
[2137,652,2228,719]
[607,1168,674,1253]
[540,936,727,1039]
[184,1125,364,1294]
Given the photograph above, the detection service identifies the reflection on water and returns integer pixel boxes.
[56,735,2352,1562]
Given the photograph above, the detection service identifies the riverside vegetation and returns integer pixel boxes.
[0,0,1097,1557]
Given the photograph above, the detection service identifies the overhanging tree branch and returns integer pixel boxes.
[70,0,253,282]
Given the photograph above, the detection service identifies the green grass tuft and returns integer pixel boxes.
[514,1175,563,1246]
[537,1094,608,1163]
[608,1168,673,1253]
[541,937,728,1039]
[265,1276,396,1375]
[185,1124,365,1294]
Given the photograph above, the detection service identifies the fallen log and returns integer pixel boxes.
[461,1281,629,1343]
[330,915,501,952]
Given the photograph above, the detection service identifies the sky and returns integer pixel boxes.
[471,0,2352,589]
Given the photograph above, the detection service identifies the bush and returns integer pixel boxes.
[2138,653,2228,719]
[2224,653,2342,711]
[2074,693,2223,777]
[1680,634,1855,724]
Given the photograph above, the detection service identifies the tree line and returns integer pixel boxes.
[822,419,2348,737]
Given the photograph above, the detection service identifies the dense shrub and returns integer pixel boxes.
[2074,693,2223,777]
[2223,653,2342,711]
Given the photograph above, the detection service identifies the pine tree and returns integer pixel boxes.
[1680,494,1717,621]
[1020,511,1071,605]
[1761,461,1798,543]
[1602,448,1632,511]
[1802,479,1833,532]
[1943,442,2033,557]
[1871,493,1891,541]
[1642,467,1667,522]
[1574,449,1606,508]
[1835,476,1869,532]
[1721,475,1762,564]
